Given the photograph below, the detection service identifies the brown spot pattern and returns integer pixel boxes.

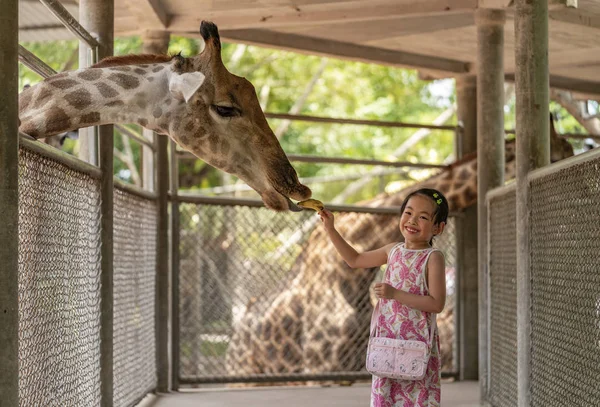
[19,89,33,113]
[45,107,71,135]
[208,134,218,153]
[134,68,146,75]
[110,66,131,72]
[138,118,148,127]
[152,107,163,118]
[32,86,53,110]
[107,73,140,89]
[47,78,79,89]
[152,65,165,73]
[64,88,92,108]
[184,121,194,132]
[221,139,230,155]
[80,111,101,125]
[105,100,125,107]
[95,82,119,98]
[459,168,471,180]
[137,99,147,109]
[78,70,102,81]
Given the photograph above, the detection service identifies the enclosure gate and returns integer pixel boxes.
[485,149,600,407]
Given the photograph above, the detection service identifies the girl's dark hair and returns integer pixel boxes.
[399,188,449,245]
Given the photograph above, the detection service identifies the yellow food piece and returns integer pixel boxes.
[297,199,325,212]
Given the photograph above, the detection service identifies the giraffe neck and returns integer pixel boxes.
[19,63,179,138]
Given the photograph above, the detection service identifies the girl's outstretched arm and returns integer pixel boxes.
[319,209,393,269]
[374,251,446,313]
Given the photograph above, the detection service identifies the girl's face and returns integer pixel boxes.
[399,194,443,248]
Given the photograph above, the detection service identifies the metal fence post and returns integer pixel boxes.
[157,134,170,392]
[475,8,506,400]
[455,75,479,381]
[170,140,181,390]
[79,0,115,405]
[0,0,19,405]
[515,1,550,406]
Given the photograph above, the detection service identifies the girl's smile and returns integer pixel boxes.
[399,194,441,249]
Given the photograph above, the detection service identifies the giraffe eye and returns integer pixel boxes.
[213,105,240,118]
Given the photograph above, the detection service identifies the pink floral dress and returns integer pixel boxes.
[371,243,442,407]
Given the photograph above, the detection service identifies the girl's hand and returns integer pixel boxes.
[374,283,398,300]
[319,209,335,232]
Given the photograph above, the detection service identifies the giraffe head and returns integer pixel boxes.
[168,21,311,211]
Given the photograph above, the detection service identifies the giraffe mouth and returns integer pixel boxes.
[260,188,308,212]
[286,196,303,212]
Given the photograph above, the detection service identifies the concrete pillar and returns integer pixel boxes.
[141,31,170,191]
[79,0,114,405]
[514,1,549,406]
[454,75,479,381]
[475,8,506,400]
[0,1,20,405]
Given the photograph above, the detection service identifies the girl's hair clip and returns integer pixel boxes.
[436,198,442,205]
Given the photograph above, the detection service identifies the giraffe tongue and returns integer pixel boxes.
[286,197,303,212]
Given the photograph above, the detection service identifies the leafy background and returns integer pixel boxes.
[19,36,597,204]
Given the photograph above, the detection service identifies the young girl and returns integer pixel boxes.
[319,188,448,407]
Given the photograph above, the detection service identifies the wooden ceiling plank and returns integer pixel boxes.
[215,28,470,73]
[549,8,600,29]
[276,12,475,42]
[168,0,479,31]
[123,0,169,30]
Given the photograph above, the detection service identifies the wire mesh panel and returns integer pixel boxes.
[18,147,102,406]
[178,202,457,383]
[529,155,600,407]
[113,187,157,407]
[487,187,518,407]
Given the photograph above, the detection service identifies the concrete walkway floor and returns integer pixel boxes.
[141,380,480,407]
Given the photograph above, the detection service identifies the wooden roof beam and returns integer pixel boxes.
[479,0,577,8]
[168,0,479,31]
[123,0,169,30]
[505,73,600,98]
[212,29,470,74]
[549,9,600,30]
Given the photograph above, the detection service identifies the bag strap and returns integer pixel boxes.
[369,245,439,347]
[369,300,436,348]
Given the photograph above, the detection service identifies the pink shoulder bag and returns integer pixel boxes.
[365,300,435,380]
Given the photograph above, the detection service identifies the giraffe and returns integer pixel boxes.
[18,21,311,212]
[225,117,575,378]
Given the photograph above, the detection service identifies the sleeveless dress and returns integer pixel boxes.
[370,243,442,407]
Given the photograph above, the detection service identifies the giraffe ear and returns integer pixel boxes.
[169,71,206,103]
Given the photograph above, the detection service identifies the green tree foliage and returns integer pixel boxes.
[19,36,589,201]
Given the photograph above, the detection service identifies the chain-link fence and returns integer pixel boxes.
[486,150,600,407]
[16,144,159,407]
[178,201,458,383]
[487,186,518,407]
[529,156,600,407]
[113,187,157,407]
[18,147,102,406]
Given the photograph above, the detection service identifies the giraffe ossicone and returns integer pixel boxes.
[18,21,311,212]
